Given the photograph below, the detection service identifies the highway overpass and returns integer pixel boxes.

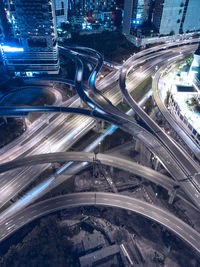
[0,192,200,255]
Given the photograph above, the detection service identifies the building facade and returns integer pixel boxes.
[153,0,200,35]
[68,0,117,27]
[182,0,200,33]
[54,0,68,27]
[0,0,59,75]
[123,0,200,45]
[85,0,116,12]
[123,0,151,35]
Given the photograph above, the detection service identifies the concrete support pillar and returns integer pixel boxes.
[168,189,177,205]
[94,119,105,133]
[25,117,30,127]
[135,140,151,166]
[122,96,126,104]
[101,120,105,130]
[154,158,160,171]
[145,149,152,168]
[80,100,85,108]
[3,117,8,124]
[135,139,140,152]
[69,85,73,92]
[140,143,145,165]
[110,166,114,176]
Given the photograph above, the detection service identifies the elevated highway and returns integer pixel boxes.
[117,47,200,207]
[0,151,195,207]
[0,41,199,216]
[1,44,200,208]
[0,151,177,192]
[152,63,200,159]
[0,192,200,255]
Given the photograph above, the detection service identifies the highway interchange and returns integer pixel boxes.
[0,39,200,255]
[152,61,200,159]
[1,192,200,255]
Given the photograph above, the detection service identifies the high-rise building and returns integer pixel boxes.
[153,0,200,35]
[182,0,200,33]
[68,0,83,16]
[54,0,68,27]
[123,0,151,35]
[0,0,59,75]
[85,0,116,12]
[68,0,116,15]
[189,43,200,86]
[0,0,12,42]
[68,0,117,25]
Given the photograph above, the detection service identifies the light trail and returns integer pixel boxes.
[0,91,152,221]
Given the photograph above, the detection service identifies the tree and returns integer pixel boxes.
[1,216,74,267]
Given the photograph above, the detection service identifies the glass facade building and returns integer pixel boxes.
[0,0,59,75]
[54,0,68,27]
[153,0,200,35]
[123,0,151,35]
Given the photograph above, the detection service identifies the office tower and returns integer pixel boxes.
[0,0,59,75]
[54,0,68,27]
[194,43,200,66]
[189,43,200,83]
[68,0,85,16]
[68,0,116,14]
[153,0,200,35]
[192,43,200,88]
[182,0,200,33]
[85,0,116,12]
[0,0,12,42]
[68,0,117,21]
[123,0,151,35]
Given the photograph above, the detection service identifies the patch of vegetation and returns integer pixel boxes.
[164,71,169,78]
[184,54,193,64]
[116,101,130,113]
[43,176,75,200]
[143,95,154,115]
[69,129,100,151]
[17,168,55,200]
[59,56,76,80]
[0,216,74,267]
[186,96,200,113]
[165,90,171,106]
[0,118,25,148]
[64,31,140,63]
[130,76,152,102]
[100,128,132,152]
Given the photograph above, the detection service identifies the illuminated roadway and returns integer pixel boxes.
[0,192,200,255]
[68,44,200,207]
[0,41,199,214]
[152,62,200,159]
[0,151,179,191]
[119,48,199,176]
[0,151,195,208]
[0,41,200,254]
[119,47,200,206]
[1,43,198,211]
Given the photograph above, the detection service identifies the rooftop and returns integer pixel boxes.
[79,244,120,267]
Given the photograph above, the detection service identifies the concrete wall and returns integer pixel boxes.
[183,0,200,33]
[159,0,185,35]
